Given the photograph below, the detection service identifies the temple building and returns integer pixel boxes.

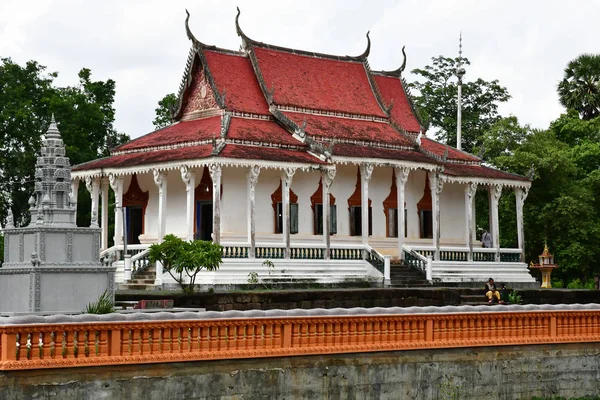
[71,10,534,287]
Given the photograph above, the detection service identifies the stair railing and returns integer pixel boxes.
[402,245,432,281]
[131,248,151,274]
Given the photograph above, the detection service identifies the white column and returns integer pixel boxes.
[100,178,109,250]
[490,183,503,261]
[85,176,100,227]
[247,166,260,258]
[430,172,444,261]
[465,182,477,262]
[209,164,222,245]
[395,167,409,260]
[322,168,336,260]
[108,174,124,247]
[471,192,477,243]
[153,170,168,242]
[281,167,296,259]
[180,166,196,241]
[360,164,374,247]
[515,186,529,262]
[153,170,167,286]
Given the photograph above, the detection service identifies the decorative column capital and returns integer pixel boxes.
[360,163,374,181]
[282,167,296,187]
[84,176,93,193]
[322,168,336,191]
[517,186,529,204]
[153,169,165,187]
[492,183,503,200]
[180,166,195,190]
[395,167,410,185]
[208,163,222,182]
[467,182,478,198]
[248,166,261,188]
[108,173,122,192]
[434,175,444,196]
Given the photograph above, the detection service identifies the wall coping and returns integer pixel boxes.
[2,303,600,325]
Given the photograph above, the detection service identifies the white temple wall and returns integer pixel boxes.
[163,172,188,238]
[406,169,427,240]
[291,169,321,236]
[255,168,282,235]
[221,167,248,234]
[440,182,466,243]
[329,164,358,237]
[369,167,392,238]
[117,165,468,247]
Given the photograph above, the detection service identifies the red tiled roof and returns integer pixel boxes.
[331,143,437,164]
[282,112,413,146]
[420,137,480,162]
[227,117,301,146]
[220,144,324,164]
[115,117,221,152]
[443,164,529,181]
[73,145,215,171]
[373,74,421,133]
[252,46,387,117]
[204,50,270,115]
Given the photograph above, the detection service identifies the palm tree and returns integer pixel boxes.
[557,54,600,120]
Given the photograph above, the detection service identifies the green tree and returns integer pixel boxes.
[0,58,129,228]
[557,54,600,120]
[484,113,600,284]
[409,56,511,153]
[148,234,223,293]
[0,58,55,227]
[153,93,177,130]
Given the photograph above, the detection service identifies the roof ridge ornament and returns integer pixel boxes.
[348,31,371,61]
[235,7,252,49]
[185,9,199,46]
[379,46,407,77]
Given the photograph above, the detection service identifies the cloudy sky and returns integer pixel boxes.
[1,0,598,139]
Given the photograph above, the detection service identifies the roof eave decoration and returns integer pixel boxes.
[380,46,407,77]
[347,31,371,62]
[174,10,227,120]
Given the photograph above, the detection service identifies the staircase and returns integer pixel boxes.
[389,262,431,287]
[118,264,157,291]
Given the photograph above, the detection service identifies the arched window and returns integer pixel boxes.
[417,175,433,239]
[383,170,407,238]
[347,167,372,237]
[310,178,337,235]
[271,180,299,234]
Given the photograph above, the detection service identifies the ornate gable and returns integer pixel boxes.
[182,66,219,119]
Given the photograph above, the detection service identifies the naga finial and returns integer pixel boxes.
[400,45,407,72]
[185,9,199,44]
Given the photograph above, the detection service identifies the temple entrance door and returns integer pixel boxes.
[125,205,143,245]
[195,201,213,241]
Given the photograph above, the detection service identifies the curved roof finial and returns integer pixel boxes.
[235,7,247,40]
[400,45,407,72]
[348,31,371,61]
[185,9,199,44]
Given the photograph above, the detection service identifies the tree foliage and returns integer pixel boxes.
[557,54,600,120]
[0,58,129,228]
[153,93,177,130]
[148,234,223,293]
[484,114,600,283]
[409,56,511,153]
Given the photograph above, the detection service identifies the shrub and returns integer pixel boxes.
[148,234,222,294]
[83,290,114,314]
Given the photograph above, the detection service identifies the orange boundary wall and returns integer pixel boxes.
[2,310,600,370]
